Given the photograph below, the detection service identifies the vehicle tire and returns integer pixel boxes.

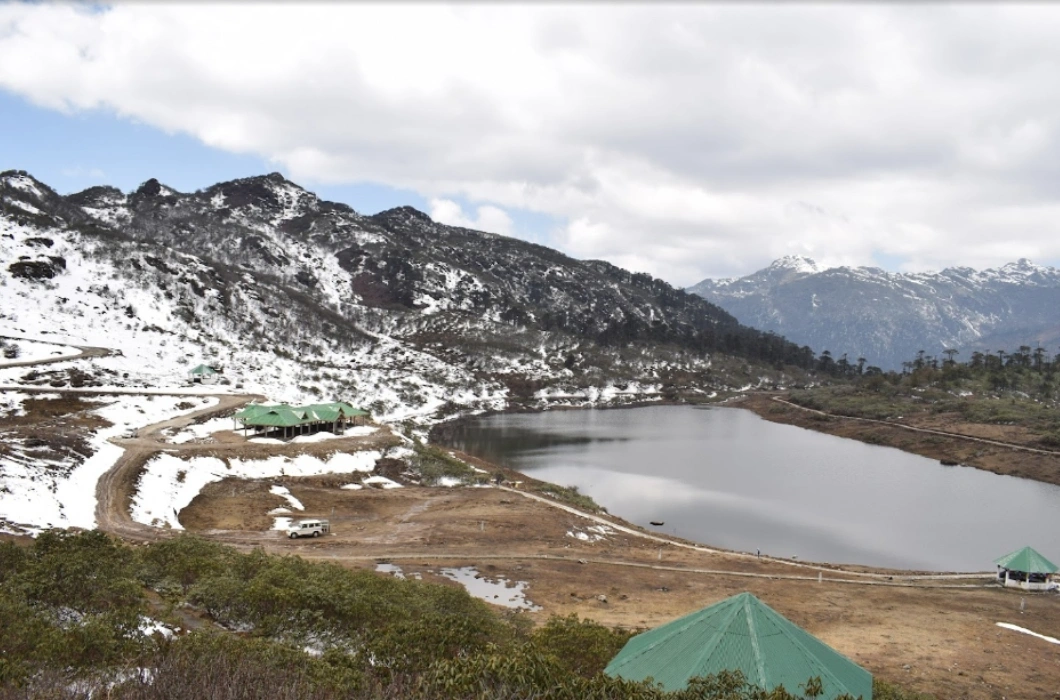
[312,531,320,537]
[289,532,297,539]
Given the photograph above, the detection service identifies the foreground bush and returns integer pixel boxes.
[0,532,926,699]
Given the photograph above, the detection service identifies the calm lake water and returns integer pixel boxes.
[445,405,1060,571]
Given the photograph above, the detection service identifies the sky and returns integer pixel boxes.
[2,2,1060,287]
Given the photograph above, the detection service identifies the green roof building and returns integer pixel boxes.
[994,546,1058,591]
[605,592,872,699]
[233,401,370,438]
[188,364,219,384]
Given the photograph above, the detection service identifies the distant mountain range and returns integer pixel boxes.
[688,255,1060,371]
[1,169,814,423]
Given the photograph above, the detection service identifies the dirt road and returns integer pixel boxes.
[93,392,266,541]
[0,336,114,369]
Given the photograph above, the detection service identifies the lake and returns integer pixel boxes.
[444,405,1060,571]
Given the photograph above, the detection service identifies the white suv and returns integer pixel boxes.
[287,519,330,539]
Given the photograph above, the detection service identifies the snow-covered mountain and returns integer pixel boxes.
[688,256,1060,371]
[1,169,814,426]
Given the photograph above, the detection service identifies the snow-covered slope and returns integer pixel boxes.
[2,169,814,420]
[689,257,1060,371]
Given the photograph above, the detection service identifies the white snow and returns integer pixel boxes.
[0,394,217,533]
[138,616,177,639]
[289,426,378,443]
[996,622,1060,645]
[0,338,81,366]
[340,483,363,490]
[363,475,402,489]
[8,199,43,215]
[0,214,509,426]
[269,485,304,511]
[165,416,237,443]
[566,524,613,542]
[130,449,383,529]
[4,173,43,198]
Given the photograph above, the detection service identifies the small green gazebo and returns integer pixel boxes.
[994,546,1058,591]
[605,592,872,699]
[188,364,218,383]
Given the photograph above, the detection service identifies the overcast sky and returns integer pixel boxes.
[2,2,1060,286]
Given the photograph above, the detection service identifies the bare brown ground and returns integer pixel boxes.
[736,393,1060,487]
[176,477,1060,700]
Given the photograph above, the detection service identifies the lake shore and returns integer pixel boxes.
[735,392,1060,488]
[433,403,1059,572]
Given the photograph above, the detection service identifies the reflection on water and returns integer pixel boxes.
[445,406,1060,571]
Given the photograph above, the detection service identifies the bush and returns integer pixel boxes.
[409,440,483,486]
[529,614,636,678]
[536,483,605,513]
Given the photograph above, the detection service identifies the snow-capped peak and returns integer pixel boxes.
[1,170,44,199]
[768,255,820,275]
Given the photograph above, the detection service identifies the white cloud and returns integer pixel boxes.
[428,198,513,237]
[3,4,1060,284]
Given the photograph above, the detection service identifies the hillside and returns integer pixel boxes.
[689,255,1060,372]
[1,169,813,424]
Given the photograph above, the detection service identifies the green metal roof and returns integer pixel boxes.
[189,364,217,375]
[234,402,368,427]
[605,592,872,699]
[232,404,270,420]
[994,546,1058,574]
[301,402,370,418]
[244,406,306,427]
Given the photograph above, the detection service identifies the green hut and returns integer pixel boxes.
[188,364,218,384]
[995,546,1058,591]
[605,592,872,699]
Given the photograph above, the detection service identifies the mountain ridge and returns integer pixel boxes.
[688,257,1060,371]
[2,169,816,426]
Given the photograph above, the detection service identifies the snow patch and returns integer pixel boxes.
[363,475,402,489]
[269,485,304,511]
[130,449,383,529]
[996,622,1060,645]
[0,394,216,533]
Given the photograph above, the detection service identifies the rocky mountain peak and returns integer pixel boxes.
[201,173,317,223]
[372,205,433,223]
[134,178,172,198]
[768,255,820,274]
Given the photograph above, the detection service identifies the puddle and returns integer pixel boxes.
[439,566,541,610]
[374,562,420,580]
